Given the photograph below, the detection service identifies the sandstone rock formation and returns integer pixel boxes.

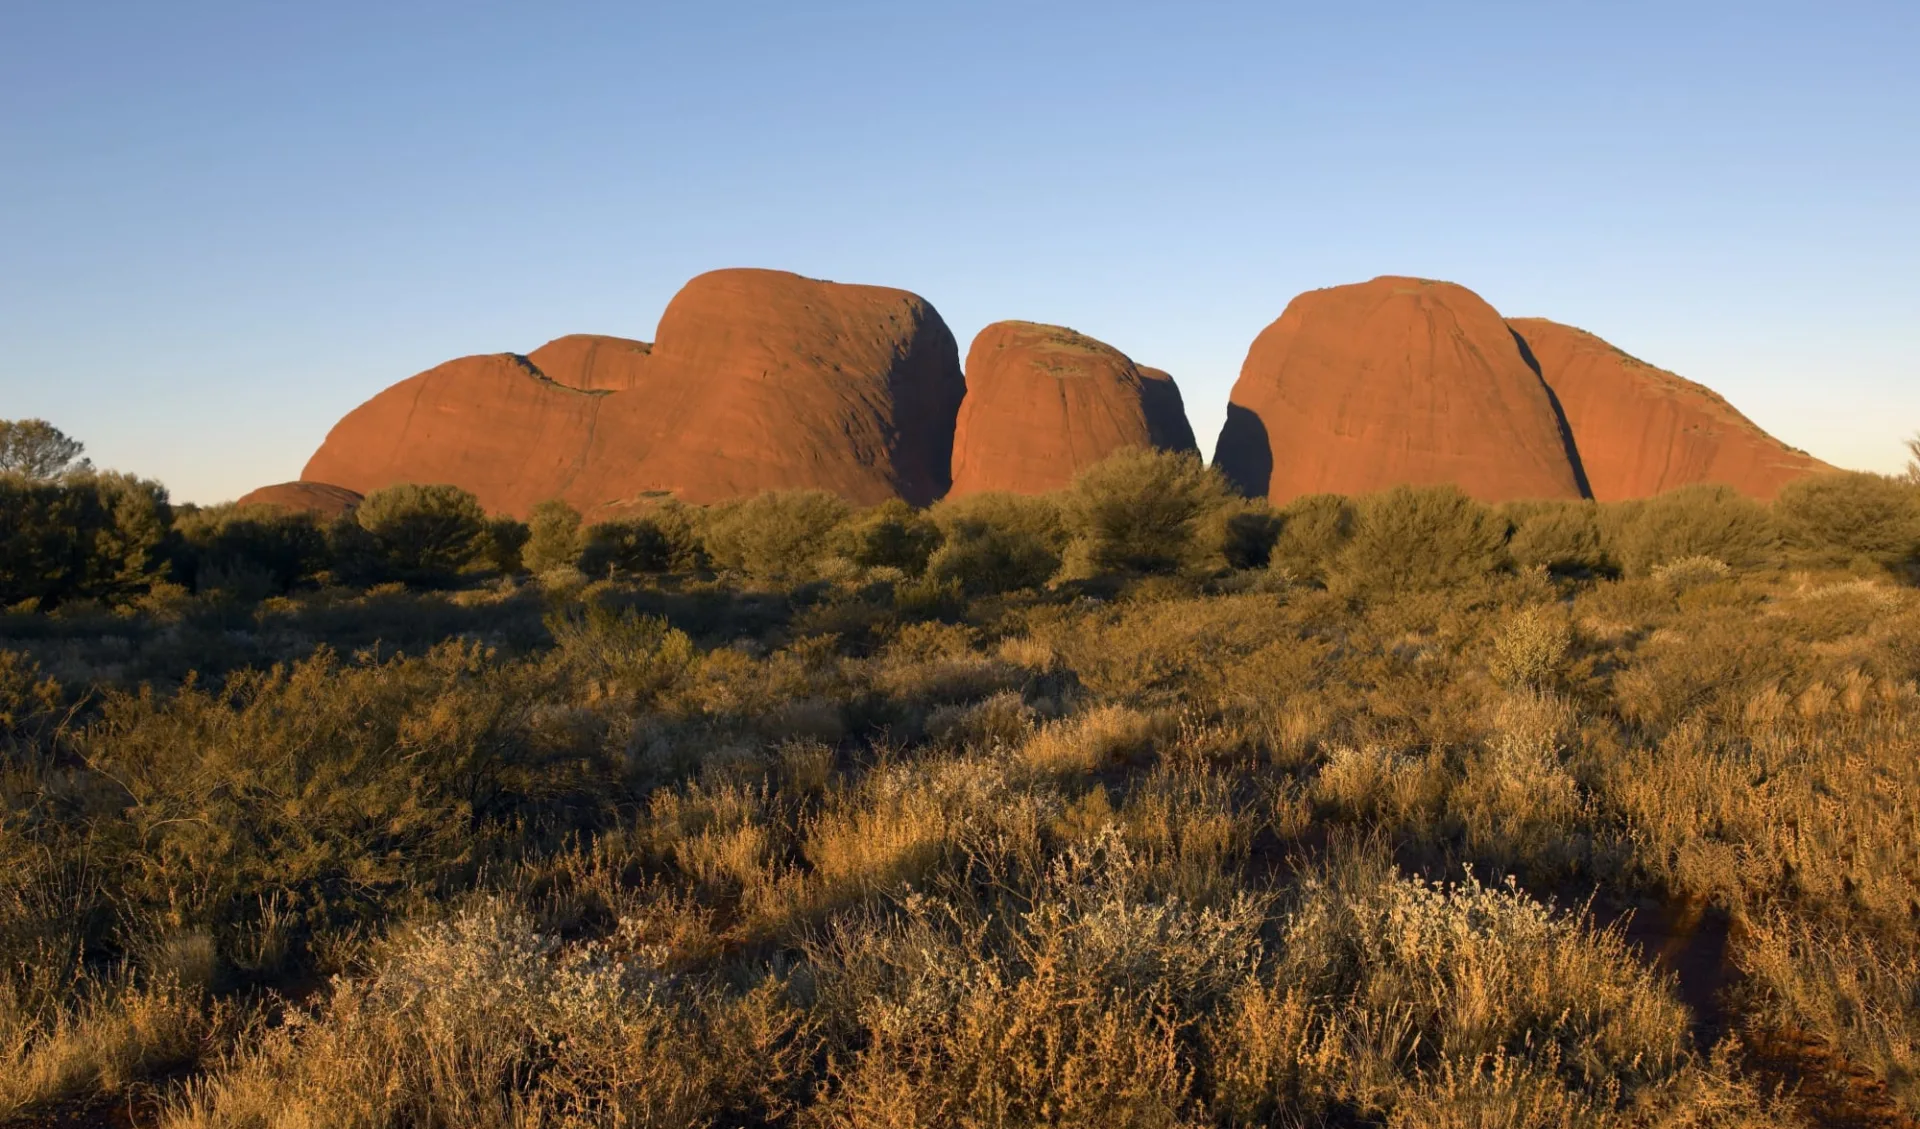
[1507,318,1828,500]
[233,480,363,518]
[303,353,608,516]
[1214,277,1586,503]
[948,321,1200,496]
[569,268,965,510]
[303,269,966,515]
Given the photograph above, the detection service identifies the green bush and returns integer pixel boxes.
[836,499,940,575]
[482,517,530,575]
[1333,484,1507,593]
[580,519,673,577]
[1606,484,1776,576]
[523,500,585,574]
[1063,448,1234,575]
[1202,498,1283,571]
[1267,493,1354,584]
[1772,471,1920,568]
[0,472,172,607]
[173,504,330,595]
[353,484,488,585]
[1504,500,1610,575]
[926,492,1066,596]
[701,491,850,581]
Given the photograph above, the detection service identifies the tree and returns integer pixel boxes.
[1333,485,1508,593]
[523,500,586,574]
[1063,448,1234,575]
[353,484,487,585]
[1907,433,1920,485]
[0,419,90,481]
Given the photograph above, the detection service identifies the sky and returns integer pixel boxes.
[1,1,1915,503]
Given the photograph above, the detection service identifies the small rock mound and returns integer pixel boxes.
[948,322,1201,497]
[1508,317,1829,500]
[233,480,363,518]
[1214,276,1586,503]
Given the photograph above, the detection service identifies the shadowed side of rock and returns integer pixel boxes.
[1509,316,1830,500]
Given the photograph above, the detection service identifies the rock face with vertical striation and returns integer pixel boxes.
[301,269,966,515]
[1507,317,1829,500]
[948,321,1200,497]
[1213,276,1586,503]
[233,480,363,518]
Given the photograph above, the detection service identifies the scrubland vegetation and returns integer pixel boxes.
[5,424,1920,1126]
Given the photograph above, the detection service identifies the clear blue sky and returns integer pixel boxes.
[3,1,1915,503]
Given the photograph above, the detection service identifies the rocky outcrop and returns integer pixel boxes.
[569,268,966,510]
[1507,317,1829,500]
[948,322,1200,496]
[233,480,363,518]
[303,353,607,516]
[303,269,966,515]
[1214,277,1586,503]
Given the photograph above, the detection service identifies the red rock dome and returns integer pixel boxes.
[233,480,363,518]
[1214,277,1586,503]
[1508,317,1829,500]
[948,322,1200,497]
[303,269,965,516]
[566,268,965,511]
[303,353,607,516]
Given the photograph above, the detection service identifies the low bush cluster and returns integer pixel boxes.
[3,425,1919,1124]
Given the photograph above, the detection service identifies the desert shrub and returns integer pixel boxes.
[479,517,528,575]
[172,504,329,596]
[545,602,696,704]
[647,498,711,571]
[1507,499,1611,575]
[1268,493,1354,583]
[353,483,487,585]
[701,490,850,581]
[167,899,810,1128]
[1207,851,1699,1125]
[926,492,1065,596]
[1332,484,1507,593]
[1772,470,1920,567]
[0,471,172,607]
[1739,912,1920,1110]
[1606,484,1776,576]
[579,518,672,576]
[835,499,940,575]
[1650,555,1732,591]
[1489,605,1573,690]
[1062,447,1235,575]
[522,499,585,574]
[1204,497,1283,571]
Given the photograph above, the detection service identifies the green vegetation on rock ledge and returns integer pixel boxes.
[3,442,1920,1127]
